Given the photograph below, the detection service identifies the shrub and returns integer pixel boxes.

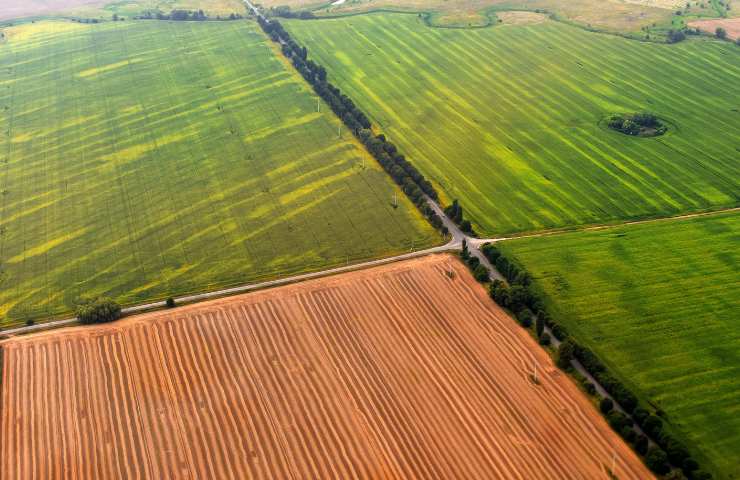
[549,321,569,340]
[667,29,686,43]
[535,312,545,337]
[538,332,551,346]
[620,425,637,444]
[481,243,500,262]
[166,297,176,308]
[25,318,35,327]
[682,458,699,474]
[509,285,531,312]
[635,435,649,455]
[691,470,713,480]
[76,297,121,324]
[664,437,691,467]
[715,27,727,39]
[645,446,670,475]
[467,256,480,269]
[632,406,650,426]
[556,340,575,369]
[473,264,490,282]
[517,309,533,328]
[584,382,596,396]
[600,397,614,414]
[643,415,663,438]
[607,410,631,431]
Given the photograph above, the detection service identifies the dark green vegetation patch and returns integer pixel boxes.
[605,112,668,137]
[497,211,740,478]
[286,13,740,235]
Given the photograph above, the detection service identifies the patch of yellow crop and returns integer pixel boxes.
[101,131,190,163]
[4,21,88,44]
[78,59,139,79]
[245,111,322,144]
[6,227,88,264]
[279,168,353,205]
[11,132,32,143]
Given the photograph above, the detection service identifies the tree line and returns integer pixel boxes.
[258,17,457,235]
[480,243,713,480]
[133,10,244,21]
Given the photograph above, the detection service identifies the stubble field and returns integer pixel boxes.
[285,13,740,235]
[0,19,439,326]
[0,255,653,479]
[497,211,740,477]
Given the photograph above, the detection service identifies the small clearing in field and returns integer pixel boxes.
[497,11,548,25]
[0,255,653,479]
[689,17,740,39]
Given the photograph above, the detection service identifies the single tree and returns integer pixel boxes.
[599,397,614,414]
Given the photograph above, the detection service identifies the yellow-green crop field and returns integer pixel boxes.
[0,19,439,325]
[285,13,740,235]
[498,211,740,478]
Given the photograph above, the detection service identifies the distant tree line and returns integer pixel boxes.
[133,10,244,21]
[479,243,713,479]
[268,6,316,19]
[258,18,452,233]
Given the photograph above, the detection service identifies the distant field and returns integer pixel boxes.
[286,14,740,235]
[0,0,246,21]
[267,0,673,33]
[497,212,740,478]
[0,19,438,325]
[690,17,740,39]
[0,255,653,479]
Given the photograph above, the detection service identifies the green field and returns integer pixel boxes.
[497,212,740,478]
[0,19,439,325]
[285,14,740,235]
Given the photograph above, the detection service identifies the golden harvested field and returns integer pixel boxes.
[0,255,652,479]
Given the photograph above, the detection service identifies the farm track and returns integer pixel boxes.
[0,255,653,479]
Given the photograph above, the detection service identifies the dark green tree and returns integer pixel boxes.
[599,397,613,414]
[76,297,121,324]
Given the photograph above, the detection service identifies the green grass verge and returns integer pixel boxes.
[285,13,740,235]
[497,211,740,479]
[0,19,439,326]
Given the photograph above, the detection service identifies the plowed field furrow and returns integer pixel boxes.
[0,255,653,479]
[303,289,443,479]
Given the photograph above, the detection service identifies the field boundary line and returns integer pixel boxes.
[473,205,740,245]
[0,236,459,337]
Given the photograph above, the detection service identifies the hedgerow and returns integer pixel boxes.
[258,18,458,233]
[480,242,712,479]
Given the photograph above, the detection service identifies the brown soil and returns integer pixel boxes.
[689,17,740,39]
[0,254,653,479]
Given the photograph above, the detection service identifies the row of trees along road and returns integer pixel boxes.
[258,17,479,236]
[481,243,715,480]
